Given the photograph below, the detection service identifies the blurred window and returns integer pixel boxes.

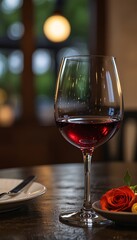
[33,0,89,125]
[0,0,22,126]
[0,0,90,126]
[0,49,22,125]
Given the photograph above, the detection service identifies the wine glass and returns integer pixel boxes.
[54,55,123,227]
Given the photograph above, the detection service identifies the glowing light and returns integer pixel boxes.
[7,22,24,40]
[1,0,23,13]
[0,105,14,126]
[43,14,71,42]
[8,50,23,74]
[32,49,51,74]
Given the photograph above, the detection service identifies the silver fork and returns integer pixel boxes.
[0,175,36,199]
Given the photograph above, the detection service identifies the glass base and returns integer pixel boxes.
[59,209,112,228]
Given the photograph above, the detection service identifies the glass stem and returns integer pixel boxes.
[82,150,93,211]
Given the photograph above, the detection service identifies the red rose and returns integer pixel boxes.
[100,186,136,212]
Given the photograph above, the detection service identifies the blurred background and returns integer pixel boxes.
[0,0,136,168]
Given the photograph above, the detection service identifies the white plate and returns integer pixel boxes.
[0,178,46,212]
[92,200,137,225]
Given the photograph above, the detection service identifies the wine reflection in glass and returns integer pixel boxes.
[54,55,123,227]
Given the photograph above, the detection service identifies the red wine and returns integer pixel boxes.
[56,116,121,150]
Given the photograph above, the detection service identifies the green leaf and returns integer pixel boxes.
[123,170,131,186]
[130,185,137,193]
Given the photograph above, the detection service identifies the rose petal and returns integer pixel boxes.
[100,186,135,212]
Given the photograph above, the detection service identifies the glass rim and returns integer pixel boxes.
[63,54,116,60]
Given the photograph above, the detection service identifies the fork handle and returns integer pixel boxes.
[0,175,36,199]
[9,175,36,194]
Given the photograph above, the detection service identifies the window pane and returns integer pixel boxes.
[34,0,90,125]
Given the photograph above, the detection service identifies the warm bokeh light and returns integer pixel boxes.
[0,105,14,126]
[43,14,71,42]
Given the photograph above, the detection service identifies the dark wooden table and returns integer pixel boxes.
[0,162,137,239]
